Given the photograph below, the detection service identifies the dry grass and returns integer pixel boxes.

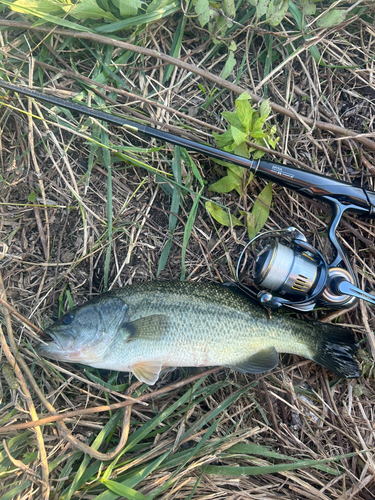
[1,4,375,500]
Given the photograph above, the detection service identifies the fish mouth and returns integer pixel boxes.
[37,328,75,356]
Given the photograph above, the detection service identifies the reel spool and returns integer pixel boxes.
[236,227,365,312]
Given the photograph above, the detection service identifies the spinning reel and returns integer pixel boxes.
[236,224,375,312]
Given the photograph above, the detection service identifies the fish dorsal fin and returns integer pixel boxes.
[132,360,162,385]
[227,347,279,374]
[123,315,169,341]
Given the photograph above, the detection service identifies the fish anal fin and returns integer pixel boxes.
[132,360,162,385]
[123,315,169,341]
[228,347,279,374]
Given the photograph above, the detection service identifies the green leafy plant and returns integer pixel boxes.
[248,0,289,27]
[205,200,243,228]
[245,0,357,71]
[193,0,236,33]
[197,83,219,110]
[240,182,273,240]
[27,188,41,203]
[191,0,239,83]
[205,93,277,239]
[248,0,348,29]
[211,92,278,159]
[1,0,180,29]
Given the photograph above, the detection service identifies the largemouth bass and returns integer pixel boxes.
[38,282,359,384]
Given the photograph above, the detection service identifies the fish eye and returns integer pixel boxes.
[62,312,74,325]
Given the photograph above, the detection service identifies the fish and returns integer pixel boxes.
[37,281,360,385]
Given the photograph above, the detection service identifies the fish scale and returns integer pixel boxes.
[111,285,275,367]
[38,281,360,384]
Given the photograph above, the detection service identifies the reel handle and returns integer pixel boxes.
[332,279,375,307]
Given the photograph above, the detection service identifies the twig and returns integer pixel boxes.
[0,368,221,433]
[39,359,149,403]
[0,271,137,461]
[0,296,45,336]
[5,49,333,169]
[0,275,50,499]
[3,440,40,480]
[1,20,375,152]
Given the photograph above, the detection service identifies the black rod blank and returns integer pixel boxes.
[1,79,374,215]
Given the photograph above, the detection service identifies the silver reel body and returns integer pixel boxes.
[236,227,371,312]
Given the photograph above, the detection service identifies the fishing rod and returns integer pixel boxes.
[1,78,375,312]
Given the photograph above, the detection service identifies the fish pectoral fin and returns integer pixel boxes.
[123,315,169,341]
[228,347,279,374]
[132,360,162,385]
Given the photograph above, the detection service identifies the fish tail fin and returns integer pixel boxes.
[311,322,360,378]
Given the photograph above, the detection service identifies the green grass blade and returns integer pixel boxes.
[85,122,101,192]
[61,410,124,500]
[94,0,180,34]
[0,432,32,469]
[204,451,360,476]
[288,0,323,65]
[163,12,187,83]
[180,186,203,281]
[101,375,209,482]
[186,469,204,500]
[102,480,146,500]
[263,33,273,97]
[95,449,172,500]
[101,125,112,292]
[179,148,205,281]
[84,368,129,392]
[0,408,18,426]
[169,146,182,233]
[157,237,172,277]
[150,420,219,497]
[54,451,84,496]
[0,0,93,31]
[229,442,289,459]
[124,376,206,453]
[227,443,340,475]
[181,148,204,188]
[115,152,173,177]
[181,383,252,441]
[78,40,135,90]
[157,146,181,276]
[1,481,32,500]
